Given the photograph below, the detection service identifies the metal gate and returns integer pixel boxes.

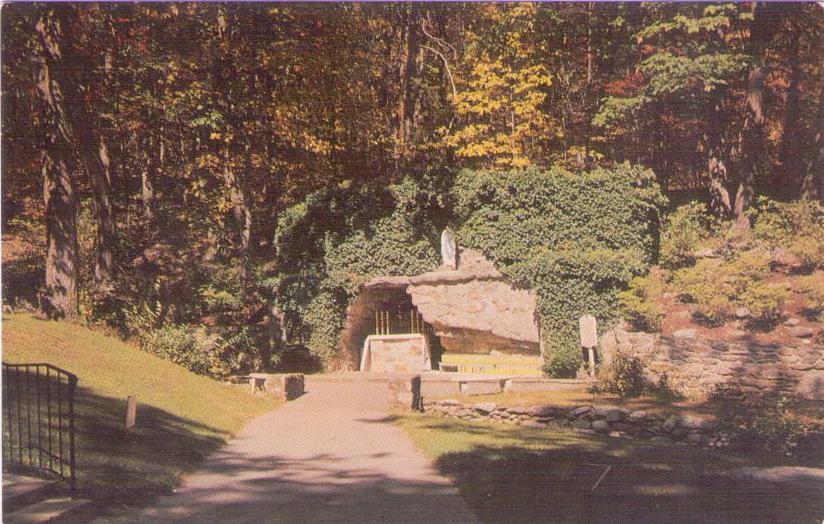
[2,363,77,488]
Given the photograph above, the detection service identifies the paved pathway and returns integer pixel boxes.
[139,380,477,523]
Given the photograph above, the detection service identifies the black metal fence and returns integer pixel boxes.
[2,363,77,489]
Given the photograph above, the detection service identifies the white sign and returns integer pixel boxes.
[579,314,598,348]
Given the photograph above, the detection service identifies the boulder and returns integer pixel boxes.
[629,410,648,421]
[673,329,697,339]
[789,326,814,338]
[592,420,609,432]
[662,415,680,431]
[571,406,592,417]
[472,402,497,415]
[605,409,625,422]
[679,413,717,430]
[571,419,592,430]
[693,248,718,259]
[529,405,568,418]
[796,371,824,400]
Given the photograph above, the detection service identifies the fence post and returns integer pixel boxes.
[125,395,137,430]
[68,374,77,490]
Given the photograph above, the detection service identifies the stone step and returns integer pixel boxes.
[4,497,91,524]
[2,474,56,514]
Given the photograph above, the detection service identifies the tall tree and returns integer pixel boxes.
[733,2,781,229]
[33,6,78,318]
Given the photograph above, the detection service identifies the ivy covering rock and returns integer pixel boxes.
[276,163,665,376]
[453,164,665,376]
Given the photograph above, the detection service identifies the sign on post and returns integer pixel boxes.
[579,314,597,348]
[579,315,598,380]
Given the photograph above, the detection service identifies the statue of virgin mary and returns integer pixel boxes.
[441,228,457,270]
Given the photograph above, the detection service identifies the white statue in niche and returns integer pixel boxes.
[441,228,457,270]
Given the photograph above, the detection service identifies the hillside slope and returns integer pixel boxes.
[2,314,274,509]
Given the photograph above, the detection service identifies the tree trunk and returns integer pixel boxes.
[396,6,420,166]
[706,97,732,216]
[779,34,802,183]
[141,146,154,221]
[268,304,286,355]
[222,148,252,280]
[800,50,824,201]
[734,2,778,229]
[35,7,78,319]
[74,124,115,284]
[38,6,116,285]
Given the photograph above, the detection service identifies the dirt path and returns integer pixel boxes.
[138,380,477,523]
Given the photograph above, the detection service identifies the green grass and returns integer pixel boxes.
[2,314,274,512]
[399,413,824,523]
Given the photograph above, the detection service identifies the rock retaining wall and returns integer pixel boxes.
[423,398,733,448]
[600,327,824,399]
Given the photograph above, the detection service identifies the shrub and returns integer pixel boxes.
[659,202,720,269]
[738,283,788,328]
[742,397,824,457]
[674,259,731,324]
[788,232,824,272]
[618,271,666,331]
[598,354,646,397]
[726,250,786,327]
[726,249,772,286]
[143,324,224,376]
[673,248,785,327]
[797,273,824,319]
[214,326,275,374]
[542,342,582,378]
[749,197,824,253]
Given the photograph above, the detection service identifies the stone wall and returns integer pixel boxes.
[423,399,732,448]
[599,327,824,400]
[360,334,431,373]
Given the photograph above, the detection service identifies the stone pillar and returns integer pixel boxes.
[249,373,305,401]
[388,374,422,411]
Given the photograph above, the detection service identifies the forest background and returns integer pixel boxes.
[2,3,822,376]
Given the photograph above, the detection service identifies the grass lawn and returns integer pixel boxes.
[399,413,824,523]
[2,313,275,516]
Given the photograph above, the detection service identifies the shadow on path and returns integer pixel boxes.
[135,382,477,523]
